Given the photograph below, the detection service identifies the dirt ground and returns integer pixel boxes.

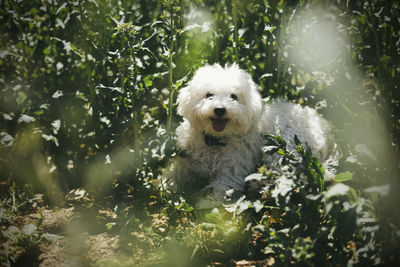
[0,189,274,267]
[0,190,140,266]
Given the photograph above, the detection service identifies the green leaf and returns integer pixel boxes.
[274,135,287,147]
[105,222,116,230]
[262,145,279,154]
[43,47,51,55]
[251,200,264,213]
[325,183,350,199]
[325,183,358,203]
[143,75,153,87]
[334,171,353,183]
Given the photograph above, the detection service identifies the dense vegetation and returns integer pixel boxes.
[1,0,399,265]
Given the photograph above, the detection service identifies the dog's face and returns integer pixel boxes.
[177,64,262,136]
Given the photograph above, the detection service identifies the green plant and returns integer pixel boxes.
[0,0,399,265]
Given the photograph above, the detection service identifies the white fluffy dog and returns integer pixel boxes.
[170,64,339,206]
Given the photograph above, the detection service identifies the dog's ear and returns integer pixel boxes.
[240,70,263,120]
[177,85,190,117]
[249,82,263,121]
[177,65,212,118]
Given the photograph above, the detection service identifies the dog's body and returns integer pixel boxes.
[170,64,339,206]
[174,119,264,199]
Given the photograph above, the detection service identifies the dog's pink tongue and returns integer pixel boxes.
[212,119,227,132]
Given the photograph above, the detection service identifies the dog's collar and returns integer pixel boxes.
[204,134,226,147]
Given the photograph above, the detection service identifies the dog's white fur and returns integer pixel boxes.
[170,64,339,205]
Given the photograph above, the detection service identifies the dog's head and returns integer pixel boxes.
[177,64,262,136]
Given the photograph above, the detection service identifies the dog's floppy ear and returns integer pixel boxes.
[177,85,190,117]
[249,78,263,114]
[177,65,215,118]
[241,70,263,121]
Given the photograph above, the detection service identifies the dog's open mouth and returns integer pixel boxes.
[211,118,228,132]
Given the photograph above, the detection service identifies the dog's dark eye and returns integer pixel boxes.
[206,93,214,98]
[231,94,238,101]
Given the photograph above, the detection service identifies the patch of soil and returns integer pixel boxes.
[1,191,123,267]
[38,232,121,266]
[39,207,75,233]
[39,239,67,266]
[88,233,120,265]
[36,206,121,266]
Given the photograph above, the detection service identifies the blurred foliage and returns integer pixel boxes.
[0,0,399,266]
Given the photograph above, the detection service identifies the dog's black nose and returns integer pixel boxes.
[214,106,226,117]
